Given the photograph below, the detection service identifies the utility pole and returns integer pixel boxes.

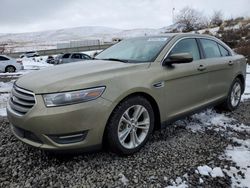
[172,7,175,24]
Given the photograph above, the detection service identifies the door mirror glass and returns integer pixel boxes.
[163,53,193,66]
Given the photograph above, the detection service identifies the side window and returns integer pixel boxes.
[71,54,81,59]
[0,56,9,61]
[200,39,221,58]
[83,55,91,59]
[218,44,230,57]
[170,38,200,61]
[62,53,70,58]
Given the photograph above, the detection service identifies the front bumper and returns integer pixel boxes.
[7,94,113,151]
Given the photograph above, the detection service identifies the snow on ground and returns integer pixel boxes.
[174,106,250,187]
[118,173,129,186]
[222,139,250,187]
[195,27,220,35]
[21,57,53,70]
[242,65,250,101]
[0,81,14,93]
[166,177,188,188]
[0,94,9,116]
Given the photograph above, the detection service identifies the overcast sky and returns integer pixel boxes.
[0,0,249,33]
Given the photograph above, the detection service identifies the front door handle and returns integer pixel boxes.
[197,65,206,71]
[228,61,234,66]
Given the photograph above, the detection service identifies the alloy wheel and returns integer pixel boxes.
[230,82,241,107]
[117,105,150,149]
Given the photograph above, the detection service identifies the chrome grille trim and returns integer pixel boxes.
[9,85,36,116]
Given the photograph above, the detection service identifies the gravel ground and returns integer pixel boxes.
[0,101,249,187]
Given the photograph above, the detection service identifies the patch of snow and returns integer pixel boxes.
[0,70,30,76]
[0,81,14,93]
[166,181,188,188]
[0,94,9,116]
[181,100,250,187]
[199,178,204,184]
[196,27,220,35]
[210,167,225,178]
[22,57,53,70]
[224,24,241,31]
[197,165,212,176]
[185,109,250,134]
[242,65,250,101]
[118,173,129,186]
[222,139,250,187]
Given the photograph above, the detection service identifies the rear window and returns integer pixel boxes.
[0,56,9,61]
[200,39,221,58]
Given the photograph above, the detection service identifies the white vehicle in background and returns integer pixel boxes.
[20,51,39,58]
[0,55,23,73]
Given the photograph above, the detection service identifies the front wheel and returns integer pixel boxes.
[218,78,243,111]
[105,96,155,155]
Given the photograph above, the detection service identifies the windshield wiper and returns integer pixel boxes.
[101,58,128,63]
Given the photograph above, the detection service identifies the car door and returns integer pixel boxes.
[61,53,71,63]
[199,38,234,101]
[71,53,82,62]
[159,38,209,119]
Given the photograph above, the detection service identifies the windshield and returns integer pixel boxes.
[96,37,169,63]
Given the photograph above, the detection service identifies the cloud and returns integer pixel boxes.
[0,0,249,33]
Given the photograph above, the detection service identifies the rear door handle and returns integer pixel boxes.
[228,61,234,66]
[197,65,206,71]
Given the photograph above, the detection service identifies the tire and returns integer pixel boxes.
[217,78,243,111]
[105,96,155,155]
[5,66,16,73]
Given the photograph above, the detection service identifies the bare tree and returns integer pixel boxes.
[175,7,205,32]
[0,43,7,54]
[211,10,224,26]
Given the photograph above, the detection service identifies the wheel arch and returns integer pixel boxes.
[102,91,162,146]
[120,92,161,131]
[235,74,245,93]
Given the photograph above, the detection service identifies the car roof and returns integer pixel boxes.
[0,54,11,59]
[130,33,217,40]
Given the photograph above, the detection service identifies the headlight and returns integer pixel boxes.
[43,87,105,107]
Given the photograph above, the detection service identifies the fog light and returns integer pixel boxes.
[48,131,88,144]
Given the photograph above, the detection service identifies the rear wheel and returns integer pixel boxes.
[5,66,16,73]
[217,78,243,111]
[105,96,155,155]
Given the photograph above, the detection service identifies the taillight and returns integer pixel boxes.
[17,60,22,64]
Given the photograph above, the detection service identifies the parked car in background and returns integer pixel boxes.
[0,55,23,73]
[54,53,92,64]
[46,56,55,64]
[20,51,39,58]
[7,34,246,155]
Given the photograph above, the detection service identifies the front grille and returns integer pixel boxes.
[9,85,35,115]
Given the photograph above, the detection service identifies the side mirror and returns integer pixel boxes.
[163,53,193,66]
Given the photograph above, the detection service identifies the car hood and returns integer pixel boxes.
[16,60,149,94]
